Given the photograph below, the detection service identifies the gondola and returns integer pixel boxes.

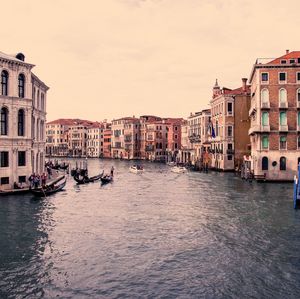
[100,175,113,184]
[73,171,104,184]
[30,178,67,197]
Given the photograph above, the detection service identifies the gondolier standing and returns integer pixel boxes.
[110,166,114,177]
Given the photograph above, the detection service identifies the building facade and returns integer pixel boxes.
[0,51,48,189]
[210,79,251,171]
[249,50,300,180]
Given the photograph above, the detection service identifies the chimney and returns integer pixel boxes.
[286,49,289,54]
[242,78,247,92]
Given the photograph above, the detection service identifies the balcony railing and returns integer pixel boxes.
[261,125,270,132]
[279,125,288,132]
[279,101,288,109]
[226,149,235,154]
[261,101,270,109]
[249,124,270,134]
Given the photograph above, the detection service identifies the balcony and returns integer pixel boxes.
[261,125,270,132]
[261,101,270,109]
[279,101,288,109]
[145,145,154,152]
[226,149,235,155]
[248,125,260,135]
[279,125,288,132]
[248,124,270,134]
[189,134,201,143]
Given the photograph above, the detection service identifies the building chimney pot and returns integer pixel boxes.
[242,78,247,92]
[286,49,290,54]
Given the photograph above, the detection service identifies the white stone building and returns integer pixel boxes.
[87,123,105,158]
[0,51,48,189]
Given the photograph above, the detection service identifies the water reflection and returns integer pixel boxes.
[0,159,300,298]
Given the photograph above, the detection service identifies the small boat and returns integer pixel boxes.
[129,165,144,174]
[30,178,67,197]
[101,175,113,184]
[73,171,104,184]
[171,166,187,173]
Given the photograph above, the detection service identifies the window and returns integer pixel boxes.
[290,59,295,64]
[19,176,26,183]
[279,72,286,82]
[297,89,300,102]
[279,88,287,104]
[1,70,8,96]
[261,73,268,82]
[0,151,9,167]
[280,156,286,170]
[281,60,287,64]
[1,107,8,135]
[298,73,300,82]
[262,112,269,126]
[18,74,25,98]
[280,136,287,150]
[280,112,287,125]
[261,88,269,104]
[298,58,300,64]
[227,155,232,160]
[18,151,26,166]
[227,126,233,137]
[298,112,300,126]
[0,177,9,185]
[262,136,269,149]
[262,157,268,170]
[18,109,25,136]
[227,102,233,115]
[298,136,300,149]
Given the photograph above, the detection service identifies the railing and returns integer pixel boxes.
[261,101,270,109]
[261,125,270,132]
[279,101,288,109]
[279,125,288,132]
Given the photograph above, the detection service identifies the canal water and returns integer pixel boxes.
[0,159,299,298]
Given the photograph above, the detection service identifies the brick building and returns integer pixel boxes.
[249,50,300,180]
[210,79,251,171]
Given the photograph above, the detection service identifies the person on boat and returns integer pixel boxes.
[28,173,35,189]
[41,173,47,187]
[110,166,114,177]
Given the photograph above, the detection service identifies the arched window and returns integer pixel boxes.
[262,112,269,126]
[279,88,287,104]
[18,109,25,136]
[262,156,268,170]
[280,156,286,171]
[261,88,269,103]
[1,70,8,96]
[18,74,25,98]
[0,107,8,135]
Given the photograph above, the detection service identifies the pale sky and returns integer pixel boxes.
[1,0,299,122]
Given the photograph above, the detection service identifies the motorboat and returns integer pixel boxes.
[167,161,176,166]
[129,165,144,174]
[171,166,187,173]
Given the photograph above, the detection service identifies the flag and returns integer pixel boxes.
[208,121,216,138]
[211,124,216,138]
